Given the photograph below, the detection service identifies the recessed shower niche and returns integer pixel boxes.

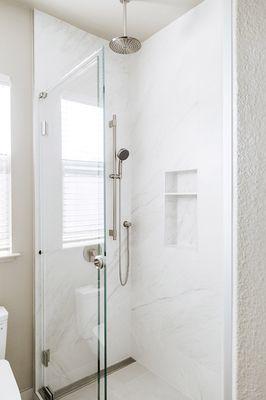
[164,169,198,248]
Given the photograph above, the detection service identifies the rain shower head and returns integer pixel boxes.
[117,148,130,161]
[110,36,141,55]
[109,0,142,55]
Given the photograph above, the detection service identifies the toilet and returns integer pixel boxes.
[0,307,21,400]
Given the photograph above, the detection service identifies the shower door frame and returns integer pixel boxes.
[33,47,107,400]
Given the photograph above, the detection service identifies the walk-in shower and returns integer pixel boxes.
[34,0,233,398]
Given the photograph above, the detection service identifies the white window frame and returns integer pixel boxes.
[0,74,20,262]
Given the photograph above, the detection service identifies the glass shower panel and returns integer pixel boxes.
[38,51,106,399]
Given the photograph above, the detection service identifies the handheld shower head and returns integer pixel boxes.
[117,148,130,161]
[117,148,129,177]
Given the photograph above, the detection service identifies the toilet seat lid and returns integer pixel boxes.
[0,360,21,400]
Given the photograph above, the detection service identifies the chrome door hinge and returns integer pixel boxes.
[42,349,50,367]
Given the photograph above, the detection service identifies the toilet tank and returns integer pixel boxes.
[75,285,103,340]
[0,307,8,359]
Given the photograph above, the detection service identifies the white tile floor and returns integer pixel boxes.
[63,383,97,400]
[63,362,190,400]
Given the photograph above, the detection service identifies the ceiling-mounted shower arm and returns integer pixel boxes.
[121,0,130,37]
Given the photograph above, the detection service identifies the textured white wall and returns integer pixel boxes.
[235,0,266,399]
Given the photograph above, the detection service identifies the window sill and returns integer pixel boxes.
[0,253,21,263]
[63,239,104,250]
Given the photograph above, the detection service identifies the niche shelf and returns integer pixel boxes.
[164,170,198,248]
[164,193,197,197]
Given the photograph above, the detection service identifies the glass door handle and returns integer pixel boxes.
[94,255,105,270]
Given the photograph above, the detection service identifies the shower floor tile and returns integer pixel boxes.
[109,362,190,400]
[62,362,189,400]
[62,383,97,400]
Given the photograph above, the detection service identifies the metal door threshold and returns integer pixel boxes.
[39,357,136,400]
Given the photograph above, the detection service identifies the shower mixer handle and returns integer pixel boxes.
[93,255,105,270]
[123,221,132,228]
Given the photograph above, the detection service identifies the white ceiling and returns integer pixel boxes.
[15,0,204,41]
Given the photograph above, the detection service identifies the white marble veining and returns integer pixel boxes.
[129,0,224,399]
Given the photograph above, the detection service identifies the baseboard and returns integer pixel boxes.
[20,388,34,400]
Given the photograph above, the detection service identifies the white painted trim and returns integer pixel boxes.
[21,388,33,400]
[0,253,21,263]
[0,73,11,85]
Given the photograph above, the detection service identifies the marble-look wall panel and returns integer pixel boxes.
[34,11,132,391]
[129,0,224,399]
[35,1,226,397]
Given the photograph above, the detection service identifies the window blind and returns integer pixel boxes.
[0,154,11,253]
[0,81,11,254]
[62,159,104,246]
[61,98,104,247]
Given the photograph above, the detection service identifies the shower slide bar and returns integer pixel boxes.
[108,114,131,286]
[109,114,118,240]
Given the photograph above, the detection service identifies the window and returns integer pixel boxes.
[61,98,104,247]
[0,76,11,256]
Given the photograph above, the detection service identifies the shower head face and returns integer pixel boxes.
[117,148,130,161]
[109,36,142,55]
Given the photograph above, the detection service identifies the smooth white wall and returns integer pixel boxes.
[129,1,225,399]
[235,0,266,398]
[0,0,33,391]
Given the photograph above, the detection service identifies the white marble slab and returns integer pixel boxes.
[128,0,224,399]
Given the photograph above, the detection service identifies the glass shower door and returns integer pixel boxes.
[38,50,106,399]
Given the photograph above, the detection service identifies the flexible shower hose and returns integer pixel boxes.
[118,178,130,286]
